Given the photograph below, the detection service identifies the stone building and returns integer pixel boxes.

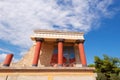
[0,30,96,80]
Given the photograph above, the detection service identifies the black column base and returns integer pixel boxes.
[32,64,37,67]
[3,64,9,67]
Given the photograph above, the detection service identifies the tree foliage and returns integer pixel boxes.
[96,73,107,80]
[87,64,95,67]
[94,55,120,80]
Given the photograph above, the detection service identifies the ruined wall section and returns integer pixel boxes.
[10,42,54,67]
[74,45,81,64]
[39,42,54,67]
[11,45,35,67]
[0,41,54,68]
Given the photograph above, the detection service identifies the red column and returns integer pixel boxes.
[32,38,44,66]
[3,54,13,66]
[76,40,87,67]
[57,39,64,66]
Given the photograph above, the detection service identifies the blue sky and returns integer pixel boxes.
[85,19,120,64]
[85,3,120,64]
[0,0,120,64]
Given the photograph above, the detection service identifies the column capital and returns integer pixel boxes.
[76,39,85,44]
[35,38,44,42]
[56,39,65,43]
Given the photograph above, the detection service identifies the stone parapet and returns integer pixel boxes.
[0,67,96,80]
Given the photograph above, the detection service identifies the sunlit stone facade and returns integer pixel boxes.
[0,30,96,80]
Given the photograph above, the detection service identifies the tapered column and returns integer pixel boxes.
[3,54,13,66]
[76,40,87,67]
[32,38,44,66]
[57,39,64,66]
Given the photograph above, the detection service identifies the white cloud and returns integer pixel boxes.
[0,48,13,53]
[0,53,6,62]
[0,48,21,62]
[0,0,116,53]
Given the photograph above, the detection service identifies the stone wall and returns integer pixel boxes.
[0,70,97,80]
[0,42,82,67]
[0,75,96,80]
[74,45,81,64]
[39,42,54,66]
[0,42,97,80]
[0,42,53,68]
[11,45,35,67]
[5,42,54,67]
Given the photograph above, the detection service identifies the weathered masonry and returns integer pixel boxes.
[0,30,96,80]
[31,30,87,67]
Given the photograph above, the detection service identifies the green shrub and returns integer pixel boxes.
[110,74,120,80]
[96,73,107,80]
